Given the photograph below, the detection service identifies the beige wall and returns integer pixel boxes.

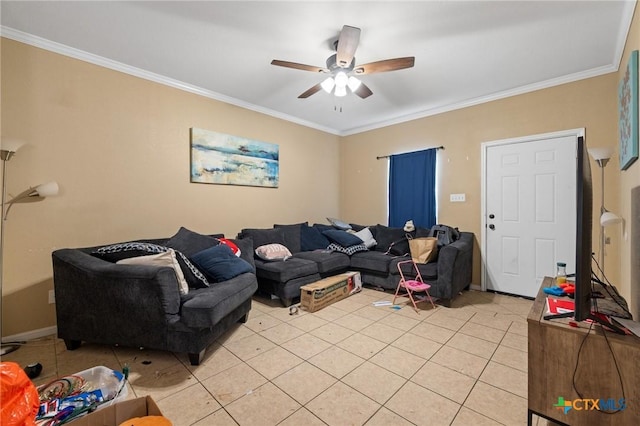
[0,39,340,336]
[340,75,620,295]
[618,4,640,319]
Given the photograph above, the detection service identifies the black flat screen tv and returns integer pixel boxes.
[574,135,593,322]
[553,136,625,333]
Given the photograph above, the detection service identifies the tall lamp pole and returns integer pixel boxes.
[1,141,24,355]
[588,147,622,280]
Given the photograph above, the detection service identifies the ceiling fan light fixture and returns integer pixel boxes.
[334,71,349,88]
[320,77,335,93]
[347,76,361,91]
[334,85,347,97]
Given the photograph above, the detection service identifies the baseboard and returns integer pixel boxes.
[470,284,481,291]
[2,326,57,343]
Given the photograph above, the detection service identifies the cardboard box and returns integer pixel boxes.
[300,271,362,312]
[67,396,165,426]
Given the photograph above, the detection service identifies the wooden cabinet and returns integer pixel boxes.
[527,277,640,425]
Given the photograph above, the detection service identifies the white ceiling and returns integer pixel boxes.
[1,1,636,136]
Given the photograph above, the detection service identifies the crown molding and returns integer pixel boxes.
[0,26,341,136]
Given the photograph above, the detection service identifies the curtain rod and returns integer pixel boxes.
[376,146,445,160]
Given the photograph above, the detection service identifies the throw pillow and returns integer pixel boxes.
[300,224,331,251]
[218,237,241,257]
[117,249,189,295]
[327,217,352,230]
[322,229,364,247]
[327,242,368,255]
[165,227,220,257]
[255,243,292,261]
[352,227,377,249]
[190,244,253,283]
[93,242,210,289]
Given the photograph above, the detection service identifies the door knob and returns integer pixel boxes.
[489,224,495,230]
[489,214,495,219]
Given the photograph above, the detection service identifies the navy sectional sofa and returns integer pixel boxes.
[238,222,474,307]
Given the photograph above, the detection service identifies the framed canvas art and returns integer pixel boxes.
[618,50,639,171]
[190,128,279,187]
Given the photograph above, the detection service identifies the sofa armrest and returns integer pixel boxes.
[231,237,255,271]
[435,232,474,299]
[52,249,182,333]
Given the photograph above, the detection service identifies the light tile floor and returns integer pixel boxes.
[4,288,560,425]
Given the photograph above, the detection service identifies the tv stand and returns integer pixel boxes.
[543,311,626,335]
[527,277,640,425]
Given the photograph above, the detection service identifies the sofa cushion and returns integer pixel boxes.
[350,250,396,274]
[165,227,220,257]
[274,223,305,253]
[392,260,438,281]
[374,225,409,255]
[352,227,377,249]
[117,249,189,295]
[294,251,350,274]
[322,229,363,247]
[239,228,286,249]
[254,258,318,282]
[180,273,258,328]
[255,243,293,261]
[300,224,331,251]
[190,244,254,283]
[232,237,255,270]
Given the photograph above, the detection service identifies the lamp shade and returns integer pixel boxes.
[600,211,622,227]
[34,181,59,197]
[588,147,613,161]
[0,139,25,153]
[334,85,347,97]
[320,77,335,93]
[347,76,361,92]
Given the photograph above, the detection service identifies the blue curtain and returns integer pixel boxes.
[388,148,437,228]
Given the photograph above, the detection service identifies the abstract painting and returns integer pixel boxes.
[190,128,279,187]
[618,50,639,171]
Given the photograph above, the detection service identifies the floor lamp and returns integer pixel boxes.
[588,147,622,278]
[1,140,59,356]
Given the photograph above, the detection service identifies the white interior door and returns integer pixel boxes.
[483,131,578,298]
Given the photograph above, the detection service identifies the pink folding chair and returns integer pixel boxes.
[393,259,436,313]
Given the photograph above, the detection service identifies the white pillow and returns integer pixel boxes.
[327,217,352,230]
[117,249,189,295]
[353,227,377,249]
[255,243,292,261]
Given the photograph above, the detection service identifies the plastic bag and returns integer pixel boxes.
[0,362,39,426]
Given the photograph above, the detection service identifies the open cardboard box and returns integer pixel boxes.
[67,396,165,426]
[300,271,362,312]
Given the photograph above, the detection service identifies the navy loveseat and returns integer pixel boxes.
[52,228,258,365]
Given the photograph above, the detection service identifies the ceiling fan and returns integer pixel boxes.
[271,25,415,99]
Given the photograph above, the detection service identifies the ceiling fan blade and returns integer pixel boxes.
[353,57,415,75]
[336,25,361,68]
[298,83,323,99]
[271,60,329,73]
[354,82,373,99]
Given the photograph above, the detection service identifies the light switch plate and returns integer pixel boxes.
[450,193,466,202]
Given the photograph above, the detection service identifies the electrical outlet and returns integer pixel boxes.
[48,290,55,304]
[450,193,466,202]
